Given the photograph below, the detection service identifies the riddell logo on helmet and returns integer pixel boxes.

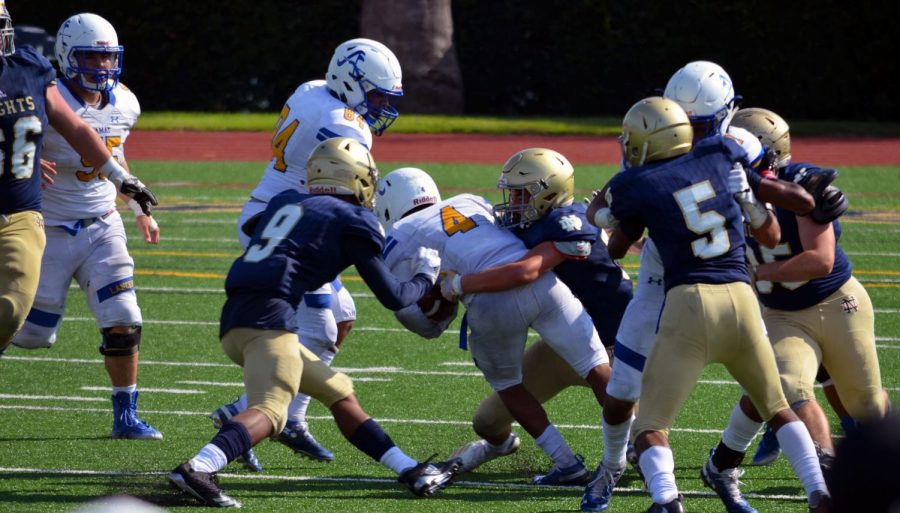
[413,196,438,206]
[310,185,338,194]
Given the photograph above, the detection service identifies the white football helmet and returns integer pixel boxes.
[620,97,693,168]
[327,38,403,136]
[307,137,379,210]
[663,60,737,137]
[375,167,441,230]
[494,148,575,228]
[55,13,123,92]
[731,107,792,169]
[0,1,13,56]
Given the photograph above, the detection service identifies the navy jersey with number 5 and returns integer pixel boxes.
[220,190,384,337]
[514,203,633,344]
[0,46,55,215]
[746,162,852,310]
[608,136,751,291]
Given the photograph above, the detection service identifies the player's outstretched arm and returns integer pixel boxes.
[448,241,564,298]
[352,241,436,311]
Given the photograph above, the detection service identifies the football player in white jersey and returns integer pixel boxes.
[209,38,403,467]
[377,168,612,487]
[9,13,161,440]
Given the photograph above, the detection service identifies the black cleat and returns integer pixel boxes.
[397,457,463,497]
[646,494,685,513]
[169,462,241,508]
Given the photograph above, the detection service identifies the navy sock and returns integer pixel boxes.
[348,418,396,462]
[211,420,252,462]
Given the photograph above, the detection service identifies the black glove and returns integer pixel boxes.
[794,167,848,224]
[120,176,158,215]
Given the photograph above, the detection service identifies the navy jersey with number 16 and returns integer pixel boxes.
[608,136,752,291]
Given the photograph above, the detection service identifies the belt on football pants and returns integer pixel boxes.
[57,209,116,236]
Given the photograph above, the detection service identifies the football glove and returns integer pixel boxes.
[410,247,441,285]
[729,164,770,229]
[439,272,463,301]
[793,167,849,224]
[119,176,159,215]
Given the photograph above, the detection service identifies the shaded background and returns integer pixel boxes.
[10,0,900,120]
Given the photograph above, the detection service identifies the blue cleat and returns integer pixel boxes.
[111,391,163,440]
[581,463,624,511]
[277,420,334,462]
[750,425,781,466]
[209,399,242,429]
[701,449,758,513]
[532,455,591,486]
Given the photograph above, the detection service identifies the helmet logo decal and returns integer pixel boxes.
[337,50,367,80]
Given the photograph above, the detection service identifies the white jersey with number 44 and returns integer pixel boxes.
[249,80,373,203]
[385,194,529,279]
[40,81,139,224]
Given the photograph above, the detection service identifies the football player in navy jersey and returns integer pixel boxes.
[714,108,888,476]
[169,138,461,508]
[0,1,155,351]
[595,97,830,513]
[438,148,633,473]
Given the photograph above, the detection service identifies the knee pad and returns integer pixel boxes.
[100,326,141,356]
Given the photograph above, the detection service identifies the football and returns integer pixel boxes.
[417,281,458,323]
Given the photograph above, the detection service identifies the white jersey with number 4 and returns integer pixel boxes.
[385,194,528,281]
[249,80,373,202]
[40,80,139,224]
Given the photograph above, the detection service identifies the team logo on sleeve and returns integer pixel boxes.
[558,214,583,232]
[841,295,859,314]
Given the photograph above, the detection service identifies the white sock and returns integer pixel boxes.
[775,421,828,499]
[189,444,228,473]
[379,446,418,475]
[639,445,679,505]
[112,384,137,395]
[602,415,634,470]
[722,402,764,452]
[286,394,312,427]
[535,424,578,469]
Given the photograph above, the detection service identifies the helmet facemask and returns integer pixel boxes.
[362,88,401,136]
[67,47,124,92]
[0,3,14,57]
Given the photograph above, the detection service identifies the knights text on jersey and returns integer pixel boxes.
[609,136,751,291]
[250,80,372,202]
[0,47,55,215]
[40,80,140,222]
[220,191,383,337]
[746,162,853,310]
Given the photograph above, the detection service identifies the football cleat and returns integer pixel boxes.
[397,457,462,497]
[581,463,624,512]
[645,494,685,513]
[808,489,832,513]
[209,399,243,429]
[750,425,781,466]
[235,448,263,472]
[169,462,241,508]
[451,433,521,473]
[701,450,758,513]
[532,455,591,486]
[111,391,163,440]
[276,420,334,462]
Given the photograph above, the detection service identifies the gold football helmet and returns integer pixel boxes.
[307,137,379,209]
[620,97,693,168]
[0,1,14,56]
[495,148,575,227]
[731,107,792,168]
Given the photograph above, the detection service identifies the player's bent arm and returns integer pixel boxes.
[607,226,638,260]
[748,211,781,249]
[755,216,835,282]
[755,177,815,216]
[351,239,433,311]
[459,241,564,294]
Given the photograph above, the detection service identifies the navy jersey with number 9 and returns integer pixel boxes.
[220,190,384,337]
[608,136,752,291]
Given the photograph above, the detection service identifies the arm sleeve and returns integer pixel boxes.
[349,236,433,311]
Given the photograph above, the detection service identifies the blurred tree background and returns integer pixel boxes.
[11,0,900,120]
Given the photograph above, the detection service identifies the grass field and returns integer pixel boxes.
[0,160,897,513]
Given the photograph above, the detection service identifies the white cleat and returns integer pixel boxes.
[451,433,521,473]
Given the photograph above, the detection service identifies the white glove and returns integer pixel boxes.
[592,207,618,229]
[735,189,771,229]
[727,163,751,195]
[410,247,441,285]
[440,272,463,301]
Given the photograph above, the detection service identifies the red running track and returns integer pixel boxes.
[127,131,900,166]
